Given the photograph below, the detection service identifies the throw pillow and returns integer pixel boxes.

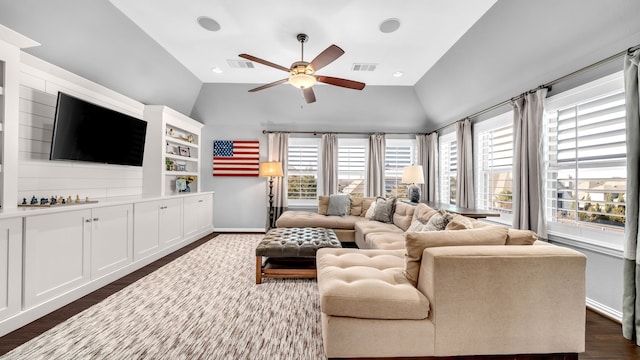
[364,201,377,219]
[422,209,453,231]
[444,214,474,230]
[403,226,509,286]
[360,197,376,217]
[406,219,428,232]
[327,194,351,216]
[412,203,438,224]
[317,196,330,215]
[506,229,538,245]
[370,197,397,223]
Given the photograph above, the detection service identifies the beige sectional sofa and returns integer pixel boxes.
[314,202,586,358]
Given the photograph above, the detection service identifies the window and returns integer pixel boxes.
[384,139,417,198]
[544,72,626,248]
[287,138,320,204]
[338,139,366,197]
[439,132,457,204]
[474,112,513,222]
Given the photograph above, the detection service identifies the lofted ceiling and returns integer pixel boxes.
[108,0,496,87]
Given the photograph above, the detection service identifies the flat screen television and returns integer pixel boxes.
[50,92,148,166]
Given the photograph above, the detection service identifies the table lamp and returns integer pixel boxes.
[402,165,425,203]
[259,161,284,229]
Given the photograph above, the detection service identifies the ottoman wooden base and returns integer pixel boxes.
[255,227,341,284]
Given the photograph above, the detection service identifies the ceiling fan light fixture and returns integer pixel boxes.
[288,74,317,89]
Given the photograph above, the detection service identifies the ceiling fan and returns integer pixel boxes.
[239,33,366,104]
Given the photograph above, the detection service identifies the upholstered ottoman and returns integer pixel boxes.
[255,227,341,284]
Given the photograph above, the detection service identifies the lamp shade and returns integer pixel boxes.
[401,165,425,184]
[259,161,284,177]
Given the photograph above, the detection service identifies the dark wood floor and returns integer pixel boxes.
[1,233,639,359]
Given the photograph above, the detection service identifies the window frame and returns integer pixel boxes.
[337,138,367,197]
[384,138,417,198]
[287,137,321,207]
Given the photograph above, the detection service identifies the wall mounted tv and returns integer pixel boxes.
[50,92,148,166]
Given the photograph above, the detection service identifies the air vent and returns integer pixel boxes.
[227,59,255,69]
[351,63,377,72]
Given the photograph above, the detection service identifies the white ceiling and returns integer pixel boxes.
[108,0,496,87]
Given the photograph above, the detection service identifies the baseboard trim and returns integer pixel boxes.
[586,297,622,323]
[215,228,266,233]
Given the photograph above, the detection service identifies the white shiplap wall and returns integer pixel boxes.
[16,53,147,203]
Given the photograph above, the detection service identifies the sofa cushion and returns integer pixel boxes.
[366,232,406,250]
[317,248,430,320]
[328,194,351,216]
[276,211,366,230]
[404,226,509,285]
[407,219,428,232]
[355,221,404,248]
[371,197,397,223]
[423,209,453,231]
[350,197,376,217]
[393,201,416,231]
[444,214,474,230]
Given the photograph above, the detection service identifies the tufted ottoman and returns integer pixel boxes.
[255,227,341,284]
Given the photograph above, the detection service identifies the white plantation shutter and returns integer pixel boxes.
[385,139,416,198]
[544,72,626,246]
[439,133,457,204]
[287,139,319,201]
[338,139,366,197]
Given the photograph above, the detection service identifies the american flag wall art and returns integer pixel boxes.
[212,140,260,176]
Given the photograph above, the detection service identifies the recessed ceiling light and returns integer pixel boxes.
[211,67,223,74]
[379,18,401,33]
[392,71,404,77]
[197,16,221,32]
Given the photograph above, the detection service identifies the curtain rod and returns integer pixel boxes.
[430,43,640,134]
[261,130,426,136]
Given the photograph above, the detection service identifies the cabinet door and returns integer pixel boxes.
[0,218,22,322]
[160,198,183,246]
[133,200,161,261]
[183,194,213,239]
[91,204,133,279]
[24,209,91,309]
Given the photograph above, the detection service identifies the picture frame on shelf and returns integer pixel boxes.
[177,162,187,171]
[178,146,190,157]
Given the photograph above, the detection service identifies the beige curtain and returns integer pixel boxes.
[511,88,547,234]
[455,119,474,207]
[366,134,386,197]
[321,133,338,195]
[267,132,289,229]
[623,49,640,345]
[416,133,439,202]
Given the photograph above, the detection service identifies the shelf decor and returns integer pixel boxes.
[213,140,259,176]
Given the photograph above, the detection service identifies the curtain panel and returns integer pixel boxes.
[267,133,289,229]
[321,133,338,195]
[511,88,547,234]
[623,49,640,345]
[416,133,439,202]
[366,134,386,197]
[455,119,474,208]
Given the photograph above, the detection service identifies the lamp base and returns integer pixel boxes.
[408,184,421,203]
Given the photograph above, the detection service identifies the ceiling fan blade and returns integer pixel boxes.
[238,54,290,72]
[309,45,344,72]
[303,87,316,103]
[316,76,366,90]
[248,78,288,92]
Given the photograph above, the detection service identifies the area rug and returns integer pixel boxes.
[2,234,326,360]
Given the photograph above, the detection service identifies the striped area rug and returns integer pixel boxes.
[2,234,326,360]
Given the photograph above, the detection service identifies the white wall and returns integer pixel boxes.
[190,82,426,231]
[16,53,147,202]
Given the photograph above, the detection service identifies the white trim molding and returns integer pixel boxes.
[587,297,622,323]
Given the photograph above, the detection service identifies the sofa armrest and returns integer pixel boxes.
[416,245,586,357]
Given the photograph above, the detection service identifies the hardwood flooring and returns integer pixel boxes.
[1,233,639,359]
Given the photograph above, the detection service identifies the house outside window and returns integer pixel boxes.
[338,138,366,197]
[439,132,457,204]
[544,72,626,249]
[474,111,514,223]
[287,138,320,206]
[385,139,417,198]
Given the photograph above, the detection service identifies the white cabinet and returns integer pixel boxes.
[0,218,22,322]
[133,198,183,261]
[183,193,213,239]
[143,105,204,196]
[89,205,133,280]
[24,205,133,308]
[24,209,92,309]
